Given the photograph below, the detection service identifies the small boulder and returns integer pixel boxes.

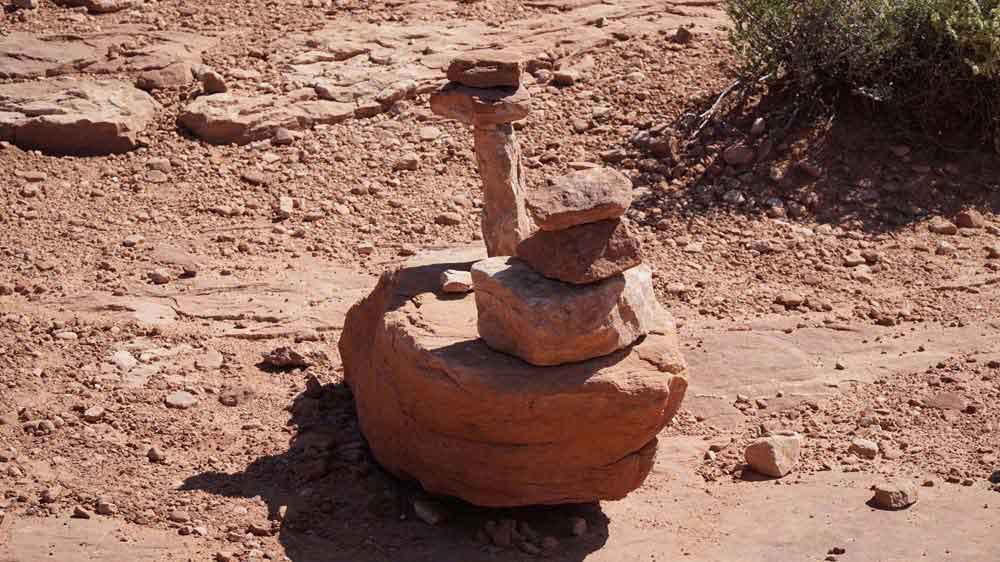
[955,209,986,229]
[870,480,918,510]
[164,391,198,410]
[849,438,879,459]
[928,218,958,235]
[744,434,801,478]
[440,270,473,293]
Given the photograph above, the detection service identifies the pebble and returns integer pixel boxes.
[72,505,92,519]
[201,70,228,94]
[110,350,138,372]
[394,153,420,171]
[148,269,172,284]
[435,212,462,226]
[122,234,144,248]
[82,406,105,423]
[935,241,956,256]
[744,434,801,478]
[413,497,449,525]
[164,390,198,410]
[440,270,474,293]
[276,196,294,219]
[419,126,441,141]
[955,209,985,229]
[928,218,958,235]
[849,438,879,459]
[722,144,755,166]
[272,128,294,146]
[96,498,117,515]
[870,480,919,510]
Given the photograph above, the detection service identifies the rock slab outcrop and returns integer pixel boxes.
[339,247,688,507]
[0,79,158,155]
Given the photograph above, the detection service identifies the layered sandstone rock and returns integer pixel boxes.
[339,247,687,507]
[472,258,664,366]
[447,50,525,88]
[528,167,632,231]
[0,79,158,155]
[516,218,642,284]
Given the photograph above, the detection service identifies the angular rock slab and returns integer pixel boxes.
[178,92,355,145]
[447,50,524,88]
[528,167,633,231]
[472,257,666,366]
[0,28,215,80]
[339,246,688,507]
[516,218,642,284]
[430,83,530,127]
[0,79,158,155]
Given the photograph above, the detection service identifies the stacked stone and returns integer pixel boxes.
[472,167,663,366]
[430,51,534,257]
[339,52,688,508]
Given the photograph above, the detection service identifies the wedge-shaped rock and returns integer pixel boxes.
[528,167,632,231]
[472,257,664,366]
[339,246,688,507]
[516,219,641,284]
[447,51,524,88]
[430,83,530,127]
[0,79,158,155]
[178,92,354,145]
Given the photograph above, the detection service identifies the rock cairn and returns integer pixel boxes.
[339,52,688,507]
[430,51,534,257]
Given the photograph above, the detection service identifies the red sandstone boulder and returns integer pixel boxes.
[339,247,688,507]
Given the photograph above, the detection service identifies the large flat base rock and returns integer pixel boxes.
[339,246,687,507]
[472,258,664,366]
[0,79,159,155]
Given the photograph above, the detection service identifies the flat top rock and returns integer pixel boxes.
[528,167,633,231]
[447,50,524,88]
[430,83,531,126]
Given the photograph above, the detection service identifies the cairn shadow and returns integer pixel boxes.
[181,377,611,562]
[627,84,1000,235]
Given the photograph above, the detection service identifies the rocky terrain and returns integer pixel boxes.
[1,1,999,561]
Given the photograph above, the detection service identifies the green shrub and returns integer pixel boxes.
[726,0,1000,149]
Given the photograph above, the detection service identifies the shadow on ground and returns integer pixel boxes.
[626,82,1000,234]
[181,378,609,562]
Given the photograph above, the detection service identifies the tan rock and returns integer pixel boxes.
[955,209,986,229]
[472,258,667,366]
[0,79,158,155]
[136,61,192,91]
[472,125,535,256]
[339,246,688,507]
[870,480,918,510]
[447,51,524,88]
[516,219,641,284]
[744,434,801,478]
[527,167,632,231]
[430,83,530,127]
[440,270,474,293]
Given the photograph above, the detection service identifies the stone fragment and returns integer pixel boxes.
[849,438,879,459]
[13,0,39,8]
[447,51,524,88]
[136,61,192,91]
[261,346,311,369]
[440,270,474,293]
[0,79,158,155]
[413,497,449,525]
[516,219,641,284]
[723,145,755,166]
[164,391,198,410]
[744,434,801,478]
[82,406,105,423]
[430,83,530,127]
[72,506,92,519]
[339,247,688,507]
[955,209,986,229]
[147,446,167,462]
[928,218,958,235]
[870,480,918,510]
[527,167,632,231]
[472,258,666,366]
[200,70,228,94]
